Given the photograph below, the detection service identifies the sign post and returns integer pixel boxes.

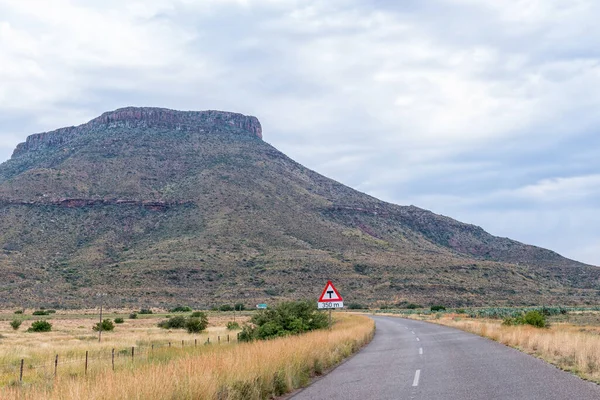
[318,281,343,328]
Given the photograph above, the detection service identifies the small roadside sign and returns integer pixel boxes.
[318,280,343,309]
[256,304,267,309]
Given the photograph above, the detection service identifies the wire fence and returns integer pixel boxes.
[1,332,240,386]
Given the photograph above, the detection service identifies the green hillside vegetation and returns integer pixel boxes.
[0,107,598,308]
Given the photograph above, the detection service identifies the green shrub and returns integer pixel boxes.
[47,310,56,314]
[219,304,234,312]
[32,310,50,316]
[239,300,328,342]
[10,319,22,330]
[502,310,548,328]
[522,310,548,328]
[227,321,241,330]
[430,305,446,312]
[139,309,153,314]
[158,316,187,329]
[27,320,52,332]
[406,303,422,309]
[114,317,124,324]
[455,308,467,314]
[186,315,208,333]
[191,311,203,317]
[234,303,246,311]
[14,310,23,314]
[169,306,192,313]
[347,303,366,310]
[129,313,138,319]
[93,319,115,332]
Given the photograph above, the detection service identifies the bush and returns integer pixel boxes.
[158,316,187,329]
[502,310,548,328]
[430,305,446,312]
[169,306,192,313]
[234,303,246,311]
[522,310,548,328]
[114,317,124,324]
[10,319,22,330]
[191,311,204,317]
[47,310,56,314]
[186,315,208,333]
[139,309,153,314]
[219,305,234,312]
[227,321,241,330]
[93,319,115,332]
[14,310,23,314]
[239,300,328,342]
[27,320,52,332]
[347,303,366,310]
[129,313,138,319]
[406,303,422,309]
[32,310,50,316]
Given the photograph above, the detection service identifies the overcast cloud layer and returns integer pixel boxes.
[0,0,598,265]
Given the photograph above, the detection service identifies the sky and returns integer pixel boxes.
[0,0,599,265]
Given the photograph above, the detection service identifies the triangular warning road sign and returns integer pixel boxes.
[318,280,343,302]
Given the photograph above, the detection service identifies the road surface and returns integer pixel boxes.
[291,316,600,399]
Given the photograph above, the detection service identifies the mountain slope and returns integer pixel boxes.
[0,107,597,308]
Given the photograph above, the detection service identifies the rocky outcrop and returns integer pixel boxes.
[12,107,262,158]
[0,197,192,211]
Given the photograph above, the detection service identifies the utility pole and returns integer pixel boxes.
[97,292,107,342]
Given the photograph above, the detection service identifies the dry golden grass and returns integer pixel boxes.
[0,310,250,388]
[425,314,600,384]
[1,313,374,399]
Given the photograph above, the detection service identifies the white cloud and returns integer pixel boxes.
[0,0,599,264]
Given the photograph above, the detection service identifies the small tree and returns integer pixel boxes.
[157,316,187,329]
[114,317,124,324]
[186,315,208,333]
[93,319,115,332]
[10,319,22,330]
[27,320,52,332]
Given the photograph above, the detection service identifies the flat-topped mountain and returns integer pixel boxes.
[0,107,597,308]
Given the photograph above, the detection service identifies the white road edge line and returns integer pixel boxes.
[412,369,421,387]
[419,348,423,355]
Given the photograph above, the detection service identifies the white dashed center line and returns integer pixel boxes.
[416,337,420,341]
[419,347,423,355]
[412,369,421,387]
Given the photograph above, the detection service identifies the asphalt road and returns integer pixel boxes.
[291,316,600,400]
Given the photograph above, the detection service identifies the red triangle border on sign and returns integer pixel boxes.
[318,280,343,302]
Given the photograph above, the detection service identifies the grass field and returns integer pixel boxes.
[0,309,251,388]
[0,310,374,399]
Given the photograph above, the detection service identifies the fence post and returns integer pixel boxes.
[195,338,197,347]
[19,359,24,383]
[85,351,88,376]
[207,337,210,344]
[218,336,220,344]
[169,342,171,348]
[182,340,184,348]
[54,354,58,378]
[227,334,230,343]
[112,348,115,371]
[131,347,135,362]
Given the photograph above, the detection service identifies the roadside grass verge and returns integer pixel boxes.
[2,314,374,399]
[421,314,600,384]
